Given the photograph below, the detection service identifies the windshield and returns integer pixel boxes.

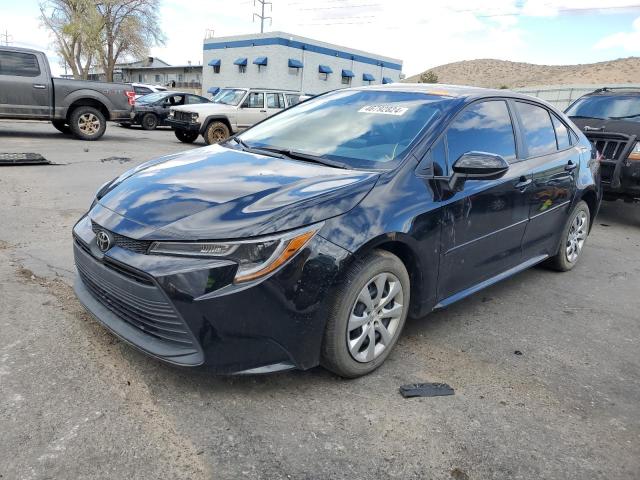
[566,95,640,122]
[213,89,246,106]
[237,90,452,169]
[136,92,167,104]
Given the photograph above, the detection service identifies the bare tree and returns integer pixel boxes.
[39,0,101,79]
[95,0,165,81]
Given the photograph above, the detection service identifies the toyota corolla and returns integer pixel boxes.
[73,84,600,378]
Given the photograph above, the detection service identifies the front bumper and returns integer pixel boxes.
[165,118,201,132]
[72,215,349,373]
[600,158,640,200]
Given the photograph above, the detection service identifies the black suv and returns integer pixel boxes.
[566,88,640,202]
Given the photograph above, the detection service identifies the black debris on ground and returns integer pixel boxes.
[100,156,131,163]
[0,153,51,166]
[399,382,455,398]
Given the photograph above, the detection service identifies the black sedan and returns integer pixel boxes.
[73,85,600,378]
[123,91,210,130]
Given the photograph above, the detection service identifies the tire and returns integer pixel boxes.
[548,200,590,272]
[141,113,158,130]
[69,106,106,141]
[321,250,410,378]
[174,129,199,143]
[204,121,230,145]
[52,120,71,134]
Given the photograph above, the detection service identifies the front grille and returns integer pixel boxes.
[591,139,627,161]
[174,111,194,122]
[91,221,152,254]
[74,246,197,348]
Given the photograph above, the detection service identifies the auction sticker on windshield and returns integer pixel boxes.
[358,105,408,116]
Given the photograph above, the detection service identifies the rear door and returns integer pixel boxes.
[438,99,532,301]
[0,50,50,118]
[513,101,577,259]
[265,92,285,116]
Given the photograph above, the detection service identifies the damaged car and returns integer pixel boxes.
[73,85,600,378]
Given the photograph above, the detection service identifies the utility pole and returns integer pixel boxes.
[1,29,13,46]
[253,0,272,33]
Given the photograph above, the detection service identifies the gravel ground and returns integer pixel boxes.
[1,120,639,480]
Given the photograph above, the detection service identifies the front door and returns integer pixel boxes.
[0,50,50,118]
[236,92,267,130]
[513,102,578,259]
[438,99,532,301]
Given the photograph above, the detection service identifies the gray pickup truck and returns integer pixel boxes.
[0,46,134,140]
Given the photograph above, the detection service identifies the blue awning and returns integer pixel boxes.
[318,65,333,74]
[341,69,355,78]
[234,57,247,66]
[382,77,393,84]
[362,73,375,82]
[208,59,221,67]
[207,87,220,95]
[253,56,268,66]
[288,58,304,68]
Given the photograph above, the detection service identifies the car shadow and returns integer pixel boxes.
[596,200,640,228]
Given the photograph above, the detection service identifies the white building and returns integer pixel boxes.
[202,31,403,96]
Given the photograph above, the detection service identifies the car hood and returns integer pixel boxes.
[171,103,233,114]
[91,145,379,240]
[569,117,640,137]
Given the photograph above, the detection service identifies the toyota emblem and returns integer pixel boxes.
[96,230,112,252]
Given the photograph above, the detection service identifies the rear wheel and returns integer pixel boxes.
[321,250,410,378]
[52,120,71,134]
[548,200,590,271]
[69,106,106,140]
[174,129,199,143]
[141,113,158,130]
[204,121,230,145]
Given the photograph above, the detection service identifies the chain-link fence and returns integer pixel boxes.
[513,84,640,110]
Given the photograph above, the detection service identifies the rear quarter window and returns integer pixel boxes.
[551,114,571,150]
[0,51,41,77]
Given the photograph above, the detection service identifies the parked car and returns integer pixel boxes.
[166,87,302,144]
[0,46,133,140]
[73,84,600,378]
[565,87,640,202]
[131,82,167,99]
[121,91,210,130]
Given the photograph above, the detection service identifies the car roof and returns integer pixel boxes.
[0,45,41,54]
[582,87,640,97]
[351,83,544,101]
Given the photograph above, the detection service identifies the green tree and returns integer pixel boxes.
[419,70,438,84]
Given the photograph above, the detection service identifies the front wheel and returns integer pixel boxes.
[548,200,590,271]
[204,121,230,145]
[174,129,199,143]
[321,250,410,378]
[69,106,106,140]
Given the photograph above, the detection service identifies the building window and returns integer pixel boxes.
[341,76,351,85]
[238,65,246,74]
[213,65,220,74]
[178,74,183,82]
[288,67,299,76]
[154,74,161,82]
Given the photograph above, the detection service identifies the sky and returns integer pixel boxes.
[2,0,640,77]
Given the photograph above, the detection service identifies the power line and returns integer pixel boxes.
[253,0,272,33]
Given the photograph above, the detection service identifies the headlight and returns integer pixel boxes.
[628,142,640,161]
[168,110,175,118]
[190,112,199,122]
[148,224,321,283]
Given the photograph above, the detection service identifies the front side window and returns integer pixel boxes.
[0,51,40,77]
[515,101,557,157]
[565,95,640,122]
[446,100,517,165]
[212,89,246,106]
[245,92,264,108]
[238,90,453,170]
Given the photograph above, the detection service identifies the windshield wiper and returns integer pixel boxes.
[231,137,285,159]
[609,114,640,120]
[258,147,350,169]
[567,115,603,120]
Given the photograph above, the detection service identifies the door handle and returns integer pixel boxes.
[260,109,267,113]
[33,84,47,89]
[514,177,532,190]
[565,160,578,171]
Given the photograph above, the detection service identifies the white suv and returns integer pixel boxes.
[166,88,302,144]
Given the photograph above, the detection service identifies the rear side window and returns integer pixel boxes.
[0,51,41,77]
[515,102,557,157]
[266,93,285,109]
[286,94,300,106]
[446,100,516,164]
[551,114,571,149]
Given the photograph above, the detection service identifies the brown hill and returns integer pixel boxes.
[405,58,640,89]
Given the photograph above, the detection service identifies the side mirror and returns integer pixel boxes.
[449,152,509,191]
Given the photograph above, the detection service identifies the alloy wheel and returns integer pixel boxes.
[566,210,587,263]
[209,127,226,143]
[347,272,404,363]
[78,113,101,136]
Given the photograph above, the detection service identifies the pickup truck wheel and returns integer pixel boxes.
[141,113,158,130]
[69,106,106,141]
[52,120,71,134]
[204,121,230,145]
[174,129,199,143]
